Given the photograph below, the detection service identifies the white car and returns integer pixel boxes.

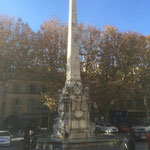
[132,125,146,132]
[132,124,150,132]
[132,125,150,140]
[0,131,12,146]
[98,124,118,133]
[145,125,150,132]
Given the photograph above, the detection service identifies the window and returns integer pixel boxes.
[12,83,20,93]
[119,100,123,108]
[27,84,42,94]
[11,98,21,114]
[15,99,20,105]
[136,99,142,108]
[12,98,21,105]
[28,99,35,113]
[37,101,42,111]
[30,84,35,93]
[127,100,132,109]
[41,85,46,93]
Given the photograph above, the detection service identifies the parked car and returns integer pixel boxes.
[132,125,147,141]
[144,124,150,132]
[97,124,118,133]
[116,124,129,132]
[0,130,12,146]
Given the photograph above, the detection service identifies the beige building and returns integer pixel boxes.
[0,79,48,131]
[5,80,44,116]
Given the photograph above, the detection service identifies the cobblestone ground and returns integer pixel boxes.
[89,142,148,150]
[0,141,148,150]
[136,141,148,150]
[0,133,148,150]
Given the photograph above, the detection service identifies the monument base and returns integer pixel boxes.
[36,136,121,150]
[69,130,94,139]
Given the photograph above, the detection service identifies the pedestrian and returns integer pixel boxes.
[30,130,37,148]
[24,130,30,150]
[121,136,130,150]
[146,130,150,150]
[128,125,135,150]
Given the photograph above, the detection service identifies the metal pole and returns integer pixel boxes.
[1,82,6,114]
[144,95,149,123]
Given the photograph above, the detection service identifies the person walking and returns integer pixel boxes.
[146,131,150,150]
[128,125,135,150]
[121,127,135,150]
[121,136,130,150]
[30,130,37,148]
[24,130,30,150]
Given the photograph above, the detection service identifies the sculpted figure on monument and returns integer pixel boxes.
[58,103,64,120]
[62,83,71,96]
[63,82,82,97]
[71,82,82,96]
[53,90,65,138]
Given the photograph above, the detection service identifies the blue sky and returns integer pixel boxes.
[0,0,150,35]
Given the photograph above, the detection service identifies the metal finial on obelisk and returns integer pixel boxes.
[66,0,81,85]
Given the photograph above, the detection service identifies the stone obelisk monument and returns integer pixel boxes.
[66,0,81,85]
[53,0,95,139]
[36,1,120,149]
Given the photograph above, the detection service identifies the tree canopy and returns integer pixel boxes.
[0,15,150,111]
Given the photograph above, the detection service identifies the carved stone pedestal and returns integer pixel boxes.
[53,81,95,139]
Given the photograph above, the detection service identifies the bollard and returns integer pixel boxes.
[43,143,48,150]
[49,144,53,150]
[36,142,43,150]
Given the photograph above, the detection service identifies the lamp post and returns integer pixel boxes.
[139,74,150,124]
[144,95,149,124]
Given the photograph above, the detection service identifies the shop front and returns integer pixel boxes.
[110,110,127,125]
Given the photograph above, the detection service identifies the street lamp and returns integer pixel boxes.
[144,95,149,124]
[139,74,150,124]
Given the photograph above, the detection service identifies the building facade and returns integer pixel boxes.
[91,97,149,126]
[1,78,149,131]
[0,79,48,131]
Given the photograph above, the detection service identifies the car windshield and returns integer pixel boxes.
[135,128,146,132]
[0,132,10,136]
[139,124,149,127]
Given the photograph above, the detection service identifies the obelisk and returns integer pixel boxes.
[53,0,95,139]
[66,0,81,86]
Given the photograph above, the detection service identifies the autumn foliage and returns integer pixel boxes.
[0,15,150,111]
